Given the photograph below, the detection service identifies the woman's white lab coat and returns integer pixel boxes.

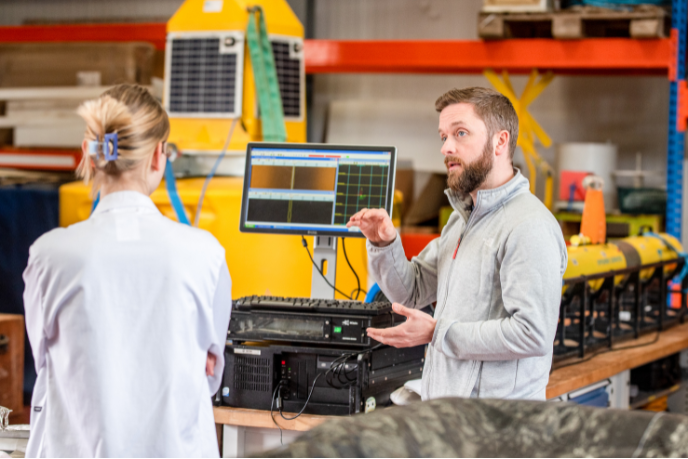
[22,191,232,457]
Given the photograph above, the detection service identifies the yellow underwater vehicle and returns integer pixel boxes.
[555,179,687,360]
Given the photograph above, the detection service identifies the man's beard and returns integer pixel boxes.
[446,139,494,195]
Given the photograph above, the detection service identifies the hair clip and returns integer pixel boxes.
[87,132,118,161]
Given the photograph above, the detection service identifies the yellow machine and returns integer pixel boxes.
[563,233,684,293]
[164,0,306,152]
[60,0,369,299]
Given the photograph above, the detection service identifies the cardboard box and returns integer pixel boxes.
[394,161,414,221]
[0,42,155,88]
[0,314,24,416]
[404,173,450,227]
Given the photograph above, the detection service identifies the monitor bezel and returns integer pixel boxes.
[239,142,397,238]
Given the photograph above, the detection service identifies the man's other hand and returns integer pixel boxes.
[346,208,396,247]
[366,303,437,348]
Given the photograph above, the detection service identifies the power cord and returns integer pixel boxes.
[270,374,322,445]
[193,118,238,227]
[301,236,352,299]
[269,380,287,445]
[269,344,383,444]
[325,344,382,388]
[341,238,367,300]
[278,373,322,421]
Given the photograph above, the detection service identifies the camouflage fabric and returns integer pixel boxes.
[259,398,688,458]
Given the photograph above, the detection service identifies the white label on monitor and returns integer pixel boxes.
[203,0,223,13]
[234,348,261,356]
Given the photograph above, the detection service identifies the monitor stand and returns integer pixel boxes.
[311,236,338,300]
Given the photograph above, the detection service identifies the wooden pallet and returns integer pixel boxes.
[478,6,669,39]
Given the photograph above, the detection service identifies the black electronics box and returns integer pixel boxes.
[222,342,425,415]
[228,309,405,347]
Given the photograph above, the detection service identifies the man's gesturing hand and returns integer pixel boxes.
[346,208,396,247]
[366,303,437,348]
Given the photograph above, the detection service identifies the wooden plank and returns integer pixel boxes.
[213,406,330,431]
[631,18,663,38]
[547,321,688,399]
[478,8,668,39]
[552,15,583,39]
[0,86,117,101]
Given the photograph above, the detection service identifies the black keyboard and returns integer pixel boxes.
[233,295,392,316]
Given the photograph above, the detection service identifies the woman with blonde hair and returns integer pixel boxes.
[22,84,231,457]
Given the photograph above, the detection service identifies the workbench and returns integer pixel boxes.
[214,321,688,457]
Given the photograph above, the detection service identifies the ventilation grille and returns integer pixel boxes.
[233,356,271,392]
[271,40,302,119]
[168,37,238,115]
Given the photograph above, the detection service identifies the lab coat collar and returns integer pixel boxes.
[91,191,161,216]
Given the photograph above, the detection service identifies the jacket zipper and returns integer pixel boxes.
[437,194,481,317]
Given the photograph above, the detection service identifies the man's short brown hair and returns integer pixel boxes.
[435,87,519,159]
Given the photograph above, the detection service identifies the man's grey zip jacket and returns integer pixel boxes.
[367,170,567,400]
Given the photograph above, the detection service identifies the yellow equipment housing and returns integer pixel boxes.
[563,233,683,293]
[59,179,369,299]
[565,243,626,292]
[164,0,306,152]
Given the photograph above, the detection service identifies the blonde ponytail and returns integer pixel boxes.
[76,84,170,196]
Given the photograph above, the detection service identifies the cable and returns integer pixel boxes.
[301,236,352,299]
[193,118,238,227]
[279,373,323,421]
[341,238,366,300]
[325,344,383,388]
[552,330,661,372]
[270,344,383,440]
[269,379,288,445]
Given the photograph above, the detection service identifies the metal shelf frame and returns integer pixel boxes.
[0,17,687,236]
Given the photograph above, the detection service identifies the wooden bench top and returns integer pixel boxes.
[215,321,688,429]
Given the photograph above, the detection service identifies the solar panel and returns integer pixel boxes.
[166,34,244,118]
[271,38,303,119]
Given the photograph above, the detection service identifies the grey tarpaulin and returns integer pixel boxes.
[259,398,688,458]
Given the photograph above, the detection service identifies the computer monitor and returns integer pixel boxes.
[240,142,397,237]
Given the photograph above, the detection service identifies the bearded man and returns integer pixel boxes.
[347,87,567,400]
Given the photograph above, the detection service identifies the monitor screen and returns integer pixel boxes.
[239,142,397,237]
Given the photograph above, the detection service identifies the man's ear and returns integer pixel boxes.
[81,139,89,156]
[494,130,510,158]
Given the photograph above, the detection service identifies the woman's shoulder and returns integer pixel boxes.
[157,217,226,256]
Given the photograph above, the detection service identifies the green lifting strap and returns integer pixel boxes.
[246,6,287,142]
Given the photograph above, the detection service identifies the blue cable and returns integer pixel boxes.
[365,283,382,304]
[91,191,100,214]
[643,232,688,309]
[165,158,190,225]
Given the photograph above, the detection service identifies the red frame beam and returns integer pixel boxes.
[304,39,672,75]
[0,23,167,50]
[0,23,673,75]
